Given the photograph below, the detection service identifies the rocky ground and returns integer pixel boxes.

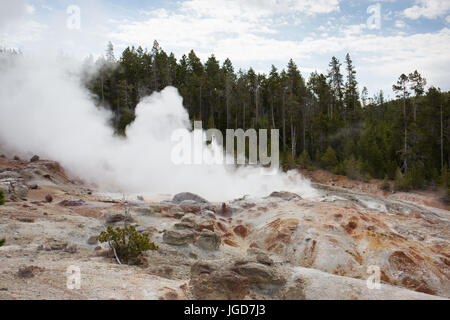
[0,154,448,300]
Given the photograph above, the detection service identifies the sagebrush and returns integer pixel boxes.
[98,225,158,265]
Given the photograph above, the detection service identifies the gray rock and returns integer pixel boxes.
[256,253,274,266]
[195,230,221,251]
[87,236,98,245]
[0,173,29,200]
[190,270,249,300]
[179,200,202,213]
[269,191,302,201]
[189,261,249,300]
[172,192,209,204]
[202,210,216,218]
[105,213,134,224]
[163,229,195,246]
[232,261,286,287]
[174,221,195,230]
[30,155,40,162]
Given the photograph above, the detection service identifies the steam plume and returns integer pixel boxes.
[0,54,317,201]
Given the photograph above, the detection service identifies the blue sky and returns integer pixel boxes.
[1,0,450,98]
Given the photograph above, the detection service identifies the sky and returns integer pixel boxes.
[1,0,449,98]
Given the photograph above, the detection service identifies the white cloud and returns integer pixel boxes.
[0,20,48,48]
[395,20,406,28]
[404,0,450,20]
[108,0,450,96]
[340,24,366,36]
[446,15,450,24]
[180,0,341,20]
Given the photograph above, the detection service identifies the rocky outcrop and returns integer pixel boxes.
[188,258,287,299]
[189,261,250,300]
[0,171,28,201]
[232,261,286,288]
[195,230,221,251]
[105,213,134,225]
[163,229,195,246]
[269,191,302,201]
[172,192,209,204]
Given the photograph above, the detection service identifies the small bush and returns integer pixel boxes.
[282,151,297,170]
[0,189,4,205]
[394,167,412,191]
[342,155,363,180]
[320,146,338,170]
[98,225,158,265]
[297,150,311,169]
[408,165,425,189]
[0,238,5,247]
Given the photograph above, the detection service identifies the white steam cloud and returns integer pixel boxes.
[0,54,317,201]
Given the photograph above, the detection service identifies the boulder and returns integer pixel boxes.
[163,229,195,246]
[232,261,286,287]
[256,253,274,266]
[105,213,134,224]
[190,270,249,300]
[172,192,209,204]
[87,236,98,245]
[189,261,249,300]
[195,230,221,251]
[0,172,28,200]
[30,155,40,162]
[179,200,202,214]
[174,221,195,230]
[269,191,302,201]
[180,215,214,232]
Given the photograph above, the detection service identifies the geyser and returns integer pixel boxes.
[0,54,318,201]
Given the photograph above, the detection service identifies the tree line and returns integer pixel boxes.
[83,41,450,198]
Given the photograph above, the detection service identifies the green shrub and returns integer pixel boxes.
[394,167,412,191]
[282,151,297,170]
[0,238,5,247]
[408,165,425,189]
[297,150,311,169]
[320,146,338,170]
[342,155,363,180]
[98,225,158,265]
[0,189,4,205]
